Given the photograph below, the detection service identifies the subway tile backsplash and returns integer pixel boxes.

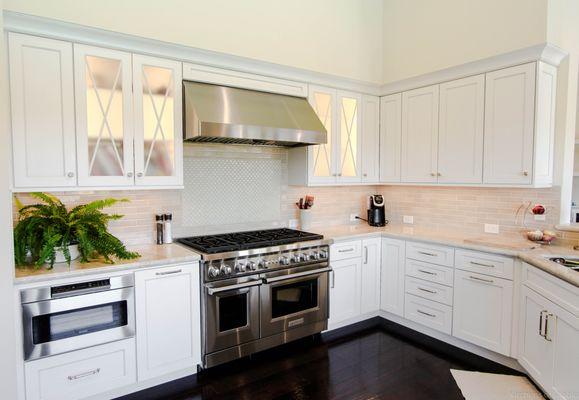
[12,146,577,246]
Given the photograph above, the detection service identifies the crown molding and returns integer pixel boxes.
[3,11,381,96]
[380,43,568,96]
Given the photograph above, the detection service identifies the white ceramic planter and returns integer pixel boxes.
[53,244,80,264]
[299,209,313,231]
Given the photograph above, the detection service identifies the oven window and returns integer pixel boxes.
[219,293,248,332]
[32,301,128,344]
[271,277,318,319]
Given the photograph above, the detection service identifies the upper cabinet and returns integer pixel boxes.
[307,85,337,184]
[400,85,439,183]
[9,33,77,188]
[336,90,362,183]
[8,34,183,190]
[361,95,380,183]
[379,93,402,183]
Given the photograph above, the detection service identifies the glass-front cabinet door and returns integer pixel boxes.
[132,55,183,186]
[74,45,134,186]
[307,85,337,184]
[336,91,362,183]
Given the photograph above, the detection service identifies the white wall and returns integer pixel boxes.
[0,2,19,398]
[382,0,548,83]
[3,0,384,84]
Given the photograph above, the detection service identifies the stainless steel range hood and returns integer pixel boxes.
[183,81,327,147]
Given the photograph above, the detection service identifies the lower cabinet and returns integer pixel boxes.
[519,285,579,400]
[329,257,361,326]
[361,237,382,314]
[380,238,406,316]
[452,269,513,355]
[135,263,201,381]
[24,339,136,400]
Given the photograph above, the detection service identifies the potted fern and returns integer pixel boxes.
[14,193,140,269]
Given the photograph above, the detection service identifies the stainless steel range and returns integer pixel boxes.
[177,228,333,369]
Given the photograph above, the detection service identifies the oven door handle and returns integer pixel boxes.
[206,280,262,295]
[263,267,332,284]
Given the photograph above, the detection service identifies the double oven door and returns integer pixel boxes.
[203,263,330,355]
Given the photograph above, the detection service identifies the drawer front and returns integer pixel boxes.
[406,259,454,287]
[455,249,514,280]
[405,276,454,306]
[331,240,362,261]
[25,338,136,400]
[406,241,455,267]
[404,293,453,335]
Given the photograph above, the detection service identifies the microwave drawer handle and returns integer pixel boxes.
[207,280,261,295]
[264,267,332,283]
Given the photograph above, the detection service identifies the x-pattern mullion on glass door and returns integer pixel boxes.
[340,99,358,176]
[313,95,332,176]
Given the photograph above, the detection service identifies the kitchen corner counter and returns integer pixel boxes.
[14,243,201,285]
[315,223,579,288]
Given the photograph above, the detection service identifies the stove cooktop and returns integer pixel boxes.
[177,228,324,254]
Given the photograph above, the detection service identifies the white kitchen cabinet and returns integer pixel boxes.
[336,91,363,183]
[132,54,183,186]
[306,85,337,184]
[9,33,77,188]
[550,301,579,400]
[380,238,406,317]
[361,95,380,183]
[329,258,361,326]
[361,237,381,314]
[135,264,201,381]
[74,44,135,187]
[438,75,484,184]
[401,84,439,183]
[24,338,136,400]
[483,63,535,185]
[379,93,402,183]
[452,270,513,355]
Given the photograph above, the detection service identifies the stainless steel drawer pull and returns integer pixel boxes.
[468,275,494,284]
[470,261,495,268]
[418,269,437,276]
[418,287,437,294]
[539,310,545,337]
[264,267,332,283]
[156,269,182,276]
[331,270,335,288]
[338,248,355,253]
[544,313,554,342]
[68,368,100,381]
[364,246,368,264]
[417,251,437,257]
[417,309,436,318]
[207,280,262,295]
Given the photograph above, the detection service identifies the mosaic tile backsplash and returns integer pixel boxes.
[12,145,578,245]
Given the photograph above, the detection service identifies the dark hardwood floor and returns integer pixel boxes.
[119,319,523,400]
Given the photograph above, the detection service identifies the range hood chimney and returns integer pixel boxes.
[183,81,327,147]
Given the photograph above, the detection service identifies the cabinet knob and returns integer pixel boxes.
[67,172,75,178]
[338,173,342,177]
[523,171,529,176]
[430,172,436,177]
[127,172,133,178]
[363,173,367,177]
[137,172,143,178]
[437,172,442,177]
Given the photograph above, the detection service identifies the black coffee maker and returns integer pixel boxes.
[367,195,387,227]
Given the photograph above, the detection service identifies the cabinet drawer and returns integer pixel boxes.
[406,241,455,267]
[331,240,362,261]
[455,249,514,279]
[404,293,453,335]
[405,276,453,306]
[25,338,136,400]
[405,259,454,287]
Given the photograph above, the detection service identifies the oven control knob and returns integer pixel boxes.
[310,252,320,260]
[247,261,256,270]
[319,250,328,259]
[235,262,246,272]
[291,254,300,263]
[299,253,307,262]
[257,259,266,268]
[208,266,220,278]
[220,264,232,276]
[280,256,290,265]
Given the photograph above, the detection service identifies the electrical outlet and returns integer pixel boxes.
[484,223,500,234]
[350,213,358,222]
[403,215,414,224]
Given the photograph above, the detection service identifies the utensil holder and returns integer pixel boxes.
[300,209,312,230]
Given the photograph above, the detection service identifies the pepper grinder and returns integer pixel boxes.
[155,214,164,245]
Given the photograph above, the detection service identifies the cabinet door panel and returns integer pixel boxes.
[380,238,406,316]
[361,238,381,314]
[453,270,513,355]
[484,63,535,184]
[329,258,361,326]
[438,75,484,183]
[308,85,336,184]
[9,33,77,188]
[337,91,362,183]
[361,95,380,183]
[133,55,183,186]
[379,93,402,183]
[550,302,579,400]
[401,85,439,183]
[135,264,201,380]
[74,44,134,186]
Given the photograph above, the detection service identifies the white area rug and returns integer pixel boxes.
[450,370,544,400]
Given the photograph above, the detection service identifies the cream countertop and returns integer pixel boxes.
[14,243,201,285]
[317,223,579,288]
